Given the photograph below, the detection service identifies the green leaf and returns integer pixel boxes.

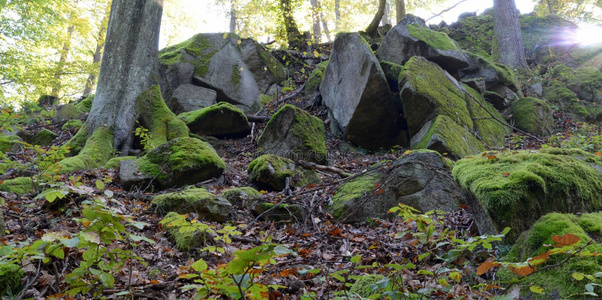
[418,252,430,261]
[417,270,434,276]
[585,283,595,293]
[501,227,511,235]
[273,245,294,256]
[128,234,155,244]
[191,259,208,272]
[529,285,545,294]
[572,272,585,281]
[350,254,362,263]
[95,179,105,190]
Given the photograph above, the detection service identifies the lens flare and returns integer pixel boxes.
[571,23,602,46]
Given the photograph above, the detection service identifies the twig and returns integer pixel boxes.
[426,0,470,22]
[295,160,352,178]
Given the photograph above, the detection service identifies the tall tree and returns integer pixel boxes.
[229,0,237,32]
[310,0,321,43]
[83,0,111,97]
[365,0,387,37]
[493,0,528,69]
[395,0,405,23]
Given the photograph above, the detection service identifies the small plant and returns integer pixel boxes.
[134,121,154,151]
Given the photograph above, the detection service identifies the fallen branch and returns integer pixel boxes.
[246,114,270,123]
[296,160,352,178]
[426,0,470,22]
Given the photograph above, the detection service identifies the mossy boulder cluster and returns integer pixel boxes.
[247,154,321,192]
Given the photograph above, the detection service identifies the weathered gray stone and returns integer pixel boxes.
[169,84,217,114]
[320,32,406,150]
[31,129,57,146]
[178,102,250,138]
[152,188,232,222]
[240,39,287,93]
[248,154,321,192]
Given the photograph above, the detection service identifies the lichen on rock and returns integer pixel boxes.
[152,188,232,221]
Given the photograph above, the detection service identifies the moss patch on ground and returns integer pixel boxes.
[103,156,136,169]
[0,263,24,296]
[31,129,57,146]
[407,24,458,51]
[501,212,602,298]
[0,177,34,195]
[452,148,602,241]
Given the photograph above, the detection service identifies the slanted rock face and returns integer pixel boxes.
[459,52,521,95]
[119,137,225,190]
[378,20,469,74]
[329,150,466,223]
[247,154,321,191]
[31,129,57,146]
[320,32,406,150]
[453,148,602,242]
[411,115,485,160]
[168,84,217,114]
[511,97,554,136]
[152,188,232,222]
[501,213,602,298]
[258,104,327,164]
[159,33,283,112]
[178,102,251,138]
[464,85,510,148]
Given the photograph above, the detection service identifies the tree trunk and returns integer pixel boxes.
[334,0,341,30]
[320,12,331,42]
[229,0,237,33]
[279,0,302,49]
[310,0,321,43]
[52,0,78,98]
[381,0,390,25]
[395,0,405,23]
[493,0,528,69]
[87,0,164,152]
[83,1,111,97]
[546,0,555,14]
[365,0,387,37]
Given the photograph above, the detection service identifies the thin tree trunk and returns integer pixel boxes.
[334,0,341,30]
[310,0,321,43]
[320,12,331,42]
[83,1,111,97]
[365,0,386,37]
[546,0,554,14]
[493,0,528,69]
[381,0,390,25]
[87,0,165,152]
[229,0,237,32]
[52,0,79,97]
[279,0,302,49]
[395,0,405,23]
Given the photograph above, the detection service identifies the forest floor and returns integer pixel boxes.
[0,55,589,299]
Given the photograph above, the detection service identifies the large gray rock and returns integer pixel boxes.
[258,104,327,164]
[248,154,321,192]
[459,52,521,95]
[152,188,232,222]
[159,33,284,112]
[320,32,407,151]
[378,20,469,73]
[178,102,251,138]
[329,150,466,223]
[169,84,217,114]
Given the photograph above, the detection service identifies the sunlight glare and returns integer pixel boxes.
[571,23,602,46]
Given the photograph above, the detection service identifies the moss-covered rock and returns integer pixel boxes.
[0,177,34,195]
[501,213,602,298]
[178,102,250,138]
[221,187,262,206]
[258,104,327,164]
[511,97,554,136]
[121,137,225,190]
[252,202,303,222]
[0,135,22,152]
[460,52,521,95]
[411,115,485,159]
[452,148,602,241]
[30,129,57,146]
[464,85,510,148]
[247,154,321,191]
[103,156,136,169]
[0,263,24,296]
[152,188,232,221]
[305,61,329,94]
[53,103,82,123]
[58,126,115,173]
[160,212,206,251]
[400,56,473,137]
[349,274,386,298]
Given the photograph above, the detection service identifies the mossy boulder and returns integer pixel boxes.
[178,102,251,138]
[453,148,602,241]
[501,213,602,298]
[511,97,554,136]
[103,156,136,169]
[240,38,287,93]
[0,263,24,296]
[158,33,265,112]
[459,52,521,95]
[378,21,469,73]
[0,177,34,195]
[160,212,206,251]
[247,154,321,191]
[258,104,327,164]
[252,202,303,222]
[410,115,485,160]
[320,32,407,150]
[221,187,262,206]
[53,103,83,122]
[152,188,232,221]
[0,135,22,152]
[31,129,57,146]
[329,150,466,223]
[400,56,473,137]
[305,61,328,94]
[464,85,510,148]
[61,119,83,131]
[120,137,225,190]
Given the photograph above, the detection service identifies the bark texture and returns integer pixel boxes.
[87,0,164,152]
[310,0,321,43]
[395,0,405,23]
[493,0,528,69]
[365,0,387,37]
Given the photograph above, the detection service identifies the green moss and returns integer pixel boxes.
[331,172,382,219]
[58,126,114,173]
[247,154,320,191]
[158,33,220,78]
[0,263,24,296]
[511,97,554,136]
[177,102,249,137]
[231,64,241,87]
[63,124,90,155]
[446,14,494,54]
[54,103,82,122]
[0,135,21,152]
[103,156,136,169]
[501,213,602,298]
[161,212,205,251]
[452,149,602,241]
[152,188,231,221]
[464,85,510,147]
[75,95,93,113]
[179,102,248,125]
[407,24,458,51]
[137,85,189,148]
[221,187,261,205]
[0,177,34,195]
[305,61,329,93]
[413,115,485,159]
[465,52,521,93]
[31,129,57,146]
[400,57,473,134]
[260,94,274,106]
[349,274,386,298]
[256,43,286,82]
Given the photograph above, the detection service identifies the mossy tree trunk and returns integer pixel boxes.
[365,0,387,38]
[279,0,303,49]
[493,0,528,69]
[61,0,188,172]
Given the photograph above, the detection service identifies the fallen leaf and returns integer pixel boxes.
[552,233,580,246]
